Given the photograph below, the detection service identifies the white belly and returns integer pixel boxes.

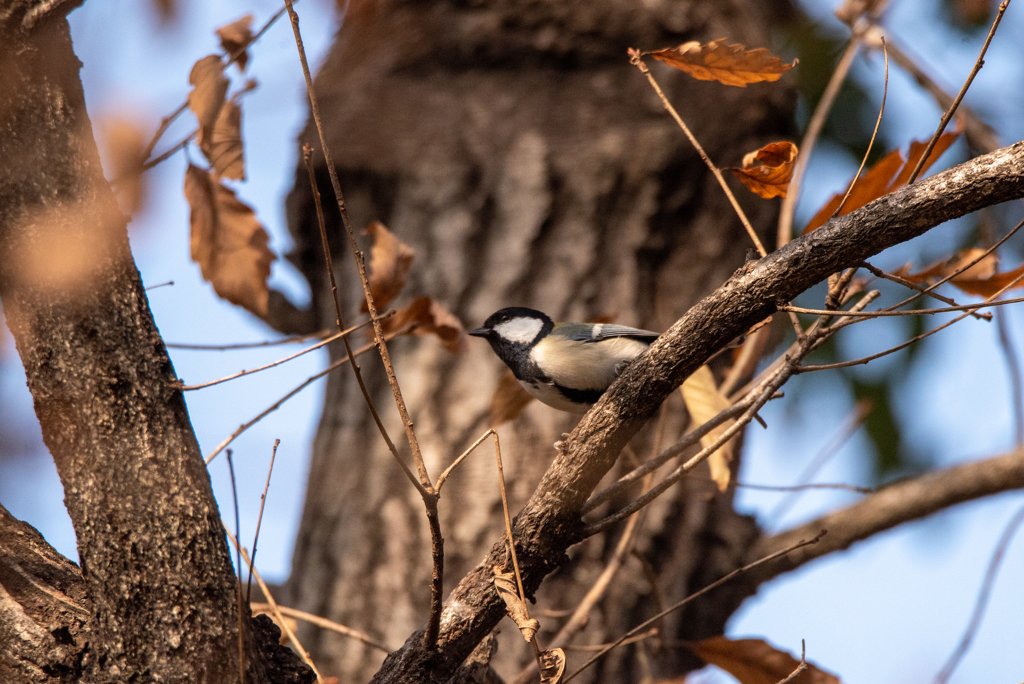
[518,379,589,413]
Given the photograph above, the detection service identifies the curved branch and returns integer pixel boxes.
[370,140,1024,683]
[748,448,1024,583]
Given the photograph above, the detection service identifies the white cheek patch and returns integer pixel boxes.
[493,317,543,344]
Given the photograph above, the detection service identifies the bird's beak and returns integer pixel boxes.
[468,327,490,338]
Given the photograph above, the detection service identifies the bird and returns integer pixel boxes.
[468,307,660,413]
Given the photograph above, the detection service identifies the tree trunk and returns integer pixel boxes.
[0,5,311,682]
[284,1,793,681]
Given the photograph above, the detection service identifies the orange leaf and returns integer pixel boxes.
[383,296,468,353]
[201,99,246,181]
[894,248,1024,298]
[489,370,535,426]
[187,55,229,152]
[184,164,275,316]
[804,123,963,234]
[728,141,798,199]
[651,39,797,87]
[361,221,414,312]
[215,14,254,71]
[691,636,841,684]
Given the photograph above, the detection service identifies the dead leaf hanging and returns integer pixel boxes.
[488,370,535,426]
[728,141,798,199]
[803,122,963,234]
[201,99,246,181]
[361,221,415,313]
[690,636,840,684]
[215,13,254,71]
[493,565,540,643]
[680,365,737,492]
[184,164,275,316]
[382,296,468,353]
[651,39,797,87]
[187,55,229,151]
[538,648,566,684]
[893,248,1024,298]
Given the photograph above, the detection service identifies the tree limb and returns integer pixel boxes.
[370,140,1024,683]
[748,448,1024,582]
[0,12,313,683]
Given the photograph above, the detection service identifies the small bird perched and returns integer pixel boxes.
[469,307,660,413]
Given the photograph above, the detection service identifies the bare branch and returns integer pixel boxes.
[750,448,1024,584]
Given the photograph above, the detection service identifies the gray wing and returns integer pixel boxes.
[555,322,660,344]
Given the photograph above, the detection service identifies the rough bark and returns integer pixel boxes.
[282,0,793,681]
[0,6,312,683]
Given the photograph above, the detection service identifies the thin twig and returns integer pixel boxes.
[884,216,1024,312]
[628,50,765,258]
[800,273,1024,372]
[285,0,444,647]
[776,640,808,684]
[934,501,1024,684]
[859,261,990,321]
[724,479,873,494]
[906,0,1010,184]
[139,7,289,164]
[779,31,864,245]
[494,431,542,662]
[781,291,1024,317]
[586,372,786,536]
[995,310,1024,445]
[765,400,872,528]
[249,603,392,653]
[247,439,279,605]
[436,429,494,492]
[144,280,174,291]
[832,38,888,219]
[226,532,325,683]
[204,334,404,465]
[180,318,378,391]
[300,145,423,494]
[225,451,246,684]
[562,531,827,682]
[167,330,330,350]
[284,1,430,488]
[871,31,999,153]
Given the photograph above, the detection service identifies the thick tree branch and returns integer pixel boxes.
[370,141,1024,683]
[0,12,312,683]
[748,448,1024,582]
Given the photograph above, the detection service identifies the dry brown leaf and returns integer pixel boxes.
[382,296,468,353]
[184,164,274,316]
[215,14,254,71]
[539,648,566,684]
[804,123,963,234]
[651,39,797,87]
[728,141,798,199]
[361,221,415,313]
[201,99,246,181]
[489,369,535,425]
[893,248,1024,298]
[680,365,736,492]
[187,55,229,152]
[691,636,841,684]
[493,566,540,643]
[100,117,148,215]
